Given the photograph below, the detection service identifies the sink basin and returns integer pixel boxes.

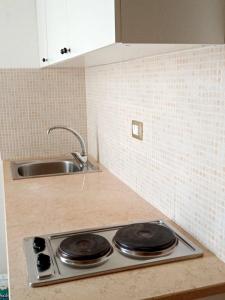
[11,159,100,179]
[18,161,80,177]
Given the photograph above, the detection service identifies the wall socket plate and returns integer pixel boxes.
[132,120,143,140]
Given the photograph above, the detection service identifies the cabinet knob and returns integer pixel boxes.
[42,58,48,62]
[60,48,71,55]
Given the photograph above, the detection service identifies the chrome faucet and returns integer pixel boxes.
[47,126,88,165]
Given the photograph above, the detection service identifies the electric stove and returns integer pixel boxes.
[23,220,203,287]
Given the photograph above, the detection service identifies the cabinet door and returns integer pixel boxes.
[45,0,70,63]
[67,0,116,56]
[36,0,49,67]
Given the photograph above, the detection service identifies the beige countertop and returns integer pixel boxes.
[3,160,225,300]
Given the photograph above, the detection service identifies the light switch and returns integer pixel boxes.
[132,124,139,136]
[132,120,143,140]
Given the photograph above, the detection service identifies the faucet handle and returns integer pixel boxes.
[71,152,88,165]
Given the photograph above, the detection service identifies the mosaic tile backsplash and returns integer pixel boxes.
[0,68,87,160]
[86,45,225,263]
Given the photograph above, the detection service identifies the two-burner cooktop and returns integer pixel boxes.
[24,220,203,287]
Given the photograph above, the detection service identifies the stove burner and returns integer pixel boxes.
[57,233,113,267]
[113,222,178,258]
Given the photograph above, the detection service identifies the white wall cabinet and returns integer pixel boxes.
[0,0,224,68]
[36,0,225,68]
[36,0,116,66]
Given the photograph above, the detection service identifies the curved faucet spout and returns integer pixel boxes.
[47,126,87,161]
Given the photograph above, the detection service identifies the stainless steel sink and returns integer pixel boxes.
[11,159,100,180]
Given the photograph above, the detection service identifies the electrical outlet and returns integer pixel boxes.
[132,120,143,140]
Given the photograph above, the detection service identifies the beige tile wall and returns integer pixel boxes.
[0,161,6,274]
[86,45,225,262]
[0,68,87,160]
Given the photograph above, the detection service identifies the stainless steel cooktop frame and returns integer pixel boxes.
[23,220,203,287]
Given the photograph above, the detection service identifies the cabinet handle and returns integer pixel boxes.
[42,58,48,62]
[60,48,71,55]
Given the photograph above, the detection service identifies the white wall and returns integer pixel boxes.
[86,45,225,264]
[0,0,39,68]
[85,43,225,300]
[0,160,7,274]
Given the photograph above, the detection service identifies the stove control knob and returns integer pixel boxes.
[37,253,51,272]
[33,237,46,253]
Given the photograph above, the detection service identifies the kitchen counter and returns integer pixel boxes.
[3,160,225,300]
